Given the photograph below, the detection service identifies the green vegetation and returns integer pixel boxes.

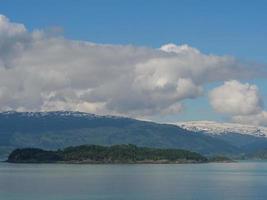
[7,144,208,164]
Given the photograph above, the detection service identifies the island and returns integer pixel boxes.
[7,144,210,164]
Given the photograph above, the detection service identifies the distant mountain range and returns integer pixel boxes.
[1,111,267,159]
[178,121,267,159]
[177,121,267,137]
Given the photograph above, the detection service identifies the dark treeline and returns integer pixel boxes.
[7,144,208,164]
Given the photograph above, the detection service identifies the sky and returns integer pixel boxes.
[0,0,267,125]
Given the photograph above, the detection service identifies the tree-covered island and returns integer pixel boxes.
[7,144,211,164]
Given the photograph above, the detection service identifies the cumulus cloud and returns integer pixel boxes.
[0,15,266,118]
[209,80,263,116]
[209,80,267,126]
[0,15,30,69]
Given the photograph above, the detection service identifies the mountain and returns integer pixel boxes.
[177,121,267,158]
[2,112,267,159]
[177,121,267,137]
[0,111,239,158]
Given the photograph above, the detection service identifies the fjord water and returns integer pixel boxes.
[1,162,267,200]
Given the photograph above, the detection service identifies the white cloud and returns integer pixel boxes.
[0,15,26,37]
[209,80,263,116]
[0,15,30,69]
[0,15,265,118]
[209,80,267,126]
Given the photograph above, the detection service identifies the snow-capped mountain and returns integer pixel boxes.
[0,111,242,158]
[177,121,267,138]
[0,111,123,119]
[2,111,267,159]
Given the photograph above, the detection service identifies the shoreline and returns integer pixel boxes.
[5,159,235,164]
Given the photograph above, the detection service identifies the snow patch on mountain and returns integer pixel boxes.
[0,111,124,119]
[177,121,267,138]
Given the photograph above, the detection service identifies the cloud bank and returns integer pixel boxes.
[0,15,265,119]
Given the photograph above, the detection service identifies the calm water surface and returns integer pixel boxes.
[1,162,267,200]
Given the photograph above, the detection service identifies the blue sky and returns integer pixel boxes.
[0,0,266,124]
[2,0,267,62]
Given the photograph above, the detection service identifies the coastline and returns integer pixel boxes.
[5,159,235,164]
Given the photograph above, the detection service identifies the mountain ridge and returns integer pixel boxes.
[1,111,267,159]
[177,121,267,137]
[0,111,239,158]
